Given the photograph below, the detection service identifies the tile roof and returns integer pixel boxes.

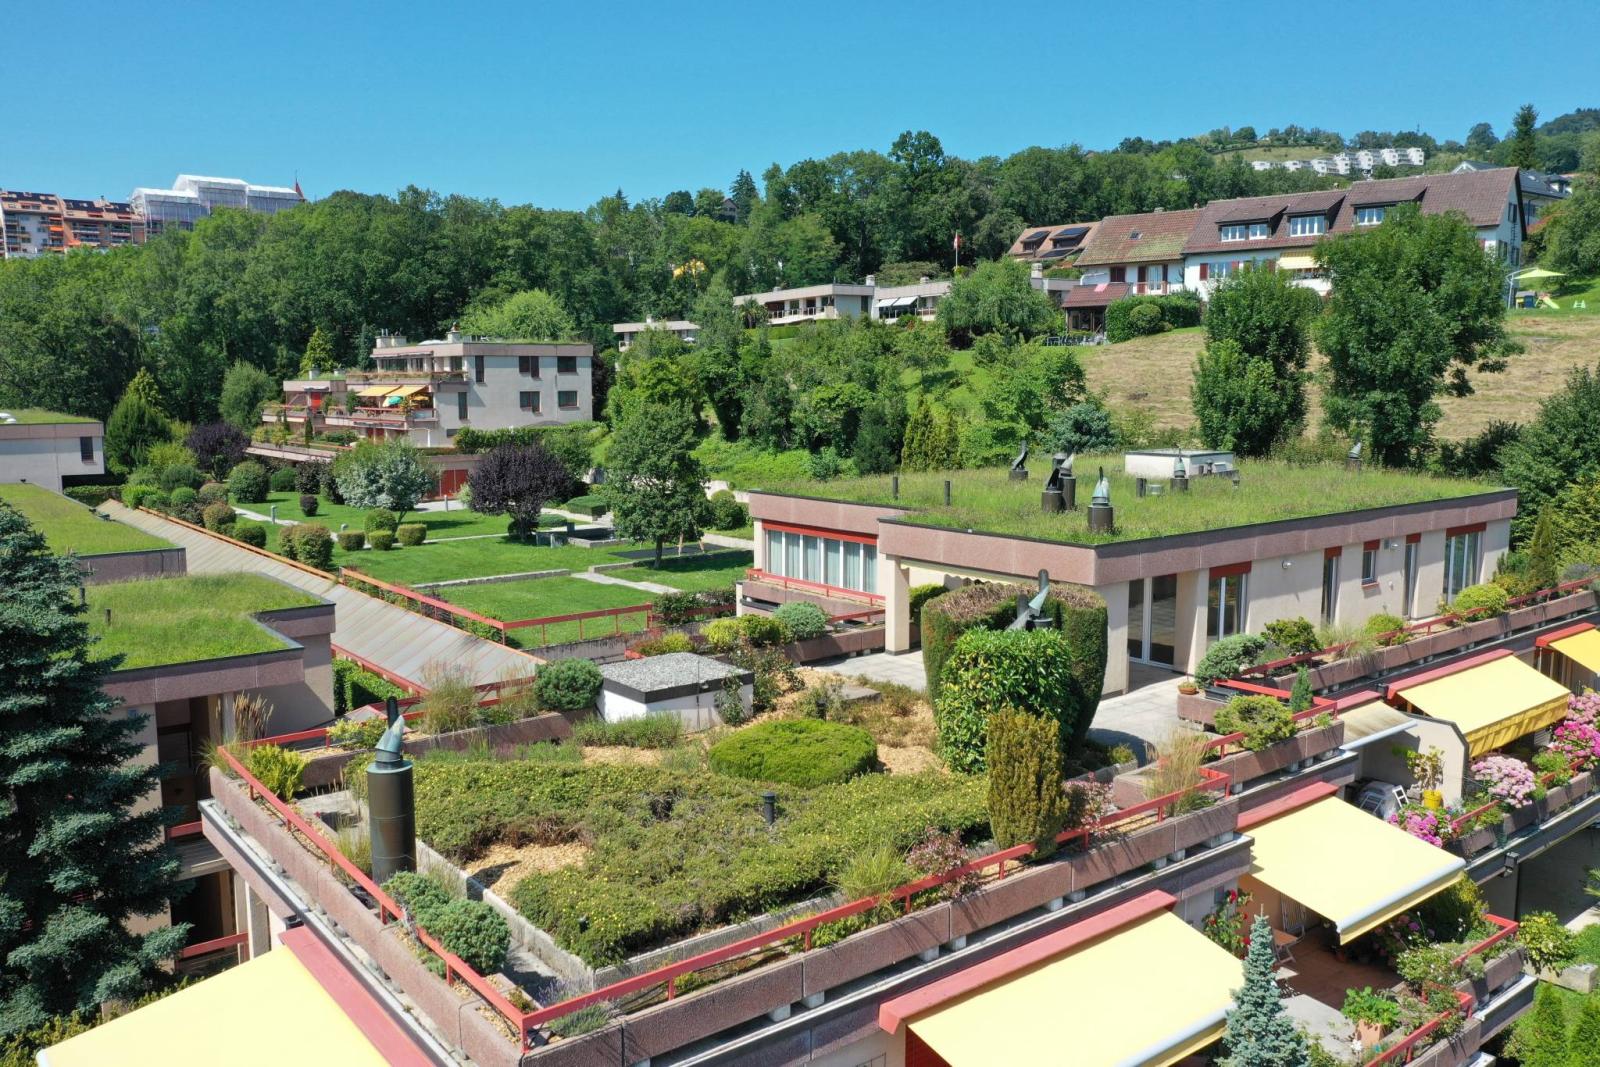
[1074,208,1203,267]
[1061,282,1131,308]
[1183,168,1519,256]
[1006,221,1101,261]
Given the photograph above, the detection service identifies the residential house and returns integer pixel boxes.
[1453,159,1570,223]
[1005,220,1101,265]
[734,282,876,326]
[1067,208,1203,331]
[873,276,950,322]
[611,318,698,352]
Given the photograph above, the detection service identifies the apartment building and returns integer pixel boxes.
[0,408,104,490]
[611,317,697,352]
[1,190,145,258]
[1253,147,1426,176]
[735,281,876,326]
[132,174,303,235]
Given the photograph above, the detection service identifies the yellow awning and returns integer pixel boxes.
[908,911,1241,1066]
[41,947,393,1067]
[354,385,395,399]
[1277,254,1318,270]
[1247,797,1465,943]
[389,384,428,398]
[1395,654,1571,756]
[1553,629,1600,675]
[1339,700,1416,748]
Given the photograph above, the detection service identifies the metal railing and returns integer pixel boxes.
[1364,914,1518,1065]
[743,567,885,605]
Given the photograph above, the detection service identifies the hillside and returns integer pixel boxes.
[1080,307,1600,442]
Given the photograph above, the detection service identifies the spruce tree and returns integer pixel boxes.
[1505,982,1570,1067]
[1289,666,1313,714]
[1569,993,1600,1067]
[1221,914,1309,1067]
[901,398,934,470]
[0,503,187,1033]
[104,368,171,475]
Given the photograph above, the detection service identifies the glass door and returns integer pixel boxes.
[1129,575,1179,666]
[1127,579,1145,661]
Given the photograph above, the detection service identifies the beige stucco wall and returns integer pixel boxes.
[0,429,104,491]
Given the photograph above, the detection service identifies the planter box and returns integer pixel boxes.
[1176,691,1219,727]
[782,627,886,664]
[1208,722,1345,789]
[1407,1018,1483,1067]
[300,712,571,790]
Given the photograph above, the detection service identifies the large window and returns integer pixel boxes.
[1355,206,1386,226]
[518,355,540,377]
[1207,571,1247,642]
[519,391,540,412]
[1219,224,1250,242]
[765,527,877,595]
[1321,551,1340,625]
[1444,528,1482,603]
[557,390,579,409]
[1288,214,1326,237]
[557,355,578,374]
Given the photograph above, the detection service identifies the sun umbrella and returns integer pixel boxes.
[1513,267,1565,281]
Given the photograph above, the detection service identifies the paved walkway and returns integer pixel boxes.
[573,569,676,595]
[815,649,930,691]
[103,502,541,686]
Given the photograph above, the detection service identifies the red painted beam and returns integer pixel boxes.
[1536,622,1596,649]
[1237,781,1339,831]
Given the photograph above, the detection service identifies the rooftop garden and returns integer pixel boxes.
[758,457,1498,545]
[86,574,322,670]
[0,484,171,557]
[0,408,97,425]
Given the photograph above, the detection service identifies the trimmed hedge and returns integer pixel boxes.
[907,583,948,623]
[364,508,399,534]
[396,522,427,547]
[63,484,117,507]
[232,521,268,548]
[368,530,396,551]
[1104,291,1203,343]
[773,601,828,641]
[336,530,365,552]
[535,658,602,711]
[201,502,235,531]
[197,481,229,506]
[935,629,1081,773]
[1452,582,1509,621]
[708,719,877,786]
[333,657,408,716]
[281,523,334,569]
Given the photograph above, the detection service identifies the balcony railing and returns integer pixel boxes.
[345,369,463,383]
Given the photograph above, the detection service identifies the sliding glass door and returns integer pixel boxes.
[1127,574,1178,667]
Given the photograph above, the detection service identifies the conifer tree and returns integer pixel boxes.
[985,709,1068,859]
[901,397,934,470]
[1289,666,1313,714]
[1221,914,1309,1067]
[1569,993,1600,1067]
[103,368,170,474]
[1526,507,1558,594]
[1505,982,1570,1067]
[0,503,187,1033]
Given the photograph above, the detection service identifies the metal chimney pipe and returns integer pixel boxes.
[943,480,951,507]
[761,791,777,827]
[891,475,899,500]
[368,699,416,885]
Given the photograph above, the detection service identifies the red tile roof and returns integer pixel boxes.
[1062,282,1131,307]
[1074,208,1203,267]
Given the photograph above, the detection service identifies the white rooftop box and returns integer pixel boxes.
[1123,449,1236,480]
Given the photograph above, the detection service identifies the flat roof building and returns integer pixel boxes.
[2,190,144,259]
[0,407,104,490]
[131,174,304,235]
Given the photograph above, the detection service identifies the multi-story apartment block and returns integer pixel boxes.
[1255,148,1423,178]
[735,282,876,326]
[132,174,303,235]
[1,190,145,258]
[611,317,697,352]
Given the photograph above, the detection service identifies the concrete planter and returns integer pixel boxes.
[1406,1019,1483,1067]
[1176,691,1219,727]
[300,712,571,790]
[782,627,887,663]
[1110,725,1343,809]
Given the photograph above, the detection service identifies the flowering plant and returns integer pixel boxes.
[1568,689,1600,727]
[1203,888,1253,957]
[1369,911,1433,963]
[1472,755,1536,808]
[1390,805,1449,847]
[1552,718,1600,772]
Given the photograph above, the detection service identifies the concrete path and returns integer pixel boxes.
[815,650,930,692]
[102,502,541,686]
[573,569,676,595]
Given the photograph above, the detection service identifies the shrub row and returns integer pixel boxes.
[332,658,409,717]
[383,871,510,974]
[1103,291,1203,343]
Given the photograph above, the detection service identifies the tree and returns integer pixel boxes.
[1203,264,1320,436]
[1544,180,1600,278]
[103,368,171,475]
[331,439,432,521]
[1465,121,1500,155]
[1497,364,1600,541]
[300,326,336,376]
[219,361,277,433]
[600,403,707,566]
[1569,994,1600,1067]
[1508,104,1540,170]
[985,709,1068,858]
[852,402,899,474]
[1192,340,1298,456]
[1047,401,1117,455]
[1504,982,1569,1067]
[1527,507,1559,591]
[691,280,749,437]
[1289,666,1313,714]
[467,443,571,540]
[1315,206,1519,466]
[459,289,575,342]
[184,421,248,479]
[0,502,187,1031]
[729,169,758,223]
[1221,914,1309,1067]
[935,257,1057,345]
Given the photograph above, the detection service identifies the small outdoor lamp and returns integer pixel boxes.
[269,504,278,523]
[761,791,777,827]
[1087,467,1114,533]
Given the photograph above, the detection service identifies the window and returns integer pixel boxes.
[1403,537,1420,616]
[557,390,579,409]
[1219,224,1249,242]
[1248,222,1269,239]
[765,528,878,594]
[1355,206,1386,226]
[1287,214,1326,237]
[457,392,467,421]
[1211,261,1233,280]
[473,355,485,383]
[1444,528,1482,603]
[1207,571,1247,641]
[1128,230,1142,240]
[79,436,94,462]
[1361,541,1379,584]
[1321,550,1340,624]
[519,391,540,413]
[518,356,540,377]
[557,355,578,374]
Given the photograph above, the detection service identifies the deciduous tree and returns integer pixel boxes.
[600,403,707,567]
[332,439,432,521]
[219,361,277,432]
[468,443,572,540]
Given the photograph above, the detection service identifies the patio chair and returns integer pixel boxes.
[1274,901,1308,966]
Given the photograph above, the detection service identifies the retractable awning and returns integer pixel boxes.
[354,385,395,399]
[1551,627,1600,675]
[1338,700,1416,749]
[1276,254,1318,270]
[1247,796,1465,943]
[1389,650,1571,757]
[389,384,428,398]
[879,894,1241,1066]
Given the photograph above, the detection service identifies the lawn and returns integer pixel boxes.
[760,457,1495,545]
[442,576,655,645]
[1,484,171,556]
[337,536,643,586]
[86,573,323,669]
[1509,274,1600,317]
[251,491,512,540]
[607,551,754,593]
[0,408,97,425]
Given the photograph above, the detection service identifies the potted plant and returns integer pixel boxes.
[1342,986,1401,1048]
[1403,747,1446,809]
[1178,678,1199,696]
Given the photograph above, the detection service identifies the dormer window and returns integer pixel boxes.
[1355,206,1385,226]
[1287,215,1326,237]
[1220,224,1249,242]
[1128,231,1142,240]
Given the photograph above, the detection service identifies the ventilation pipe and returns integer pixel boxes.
[1087,467,1114,533]
[367,697,416,885]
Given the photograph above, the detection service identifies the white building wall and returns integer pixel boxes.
[0,432,104,491]
[599,683,753,733]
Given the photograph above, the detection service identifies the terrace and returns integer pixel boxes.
[757,457,1500,545]
[86,573,324,670]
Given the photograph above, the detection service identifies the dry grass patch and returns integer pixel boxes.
[467,839,591,895]
[580,745,663,767]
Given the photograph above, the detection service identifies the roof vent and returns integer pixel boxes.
[1087,468,1114,533]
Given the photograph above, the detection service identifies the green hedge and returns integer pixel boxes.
[333,657,408,717]
[563,494,608,519]
[62,484,118,507]
[935,629,1081,773]
[1103,291,1203,343]
[708,719,878,786]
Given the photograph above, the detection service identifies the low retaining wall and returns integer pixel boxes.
[300,713,572,790]
[78,546,188,585]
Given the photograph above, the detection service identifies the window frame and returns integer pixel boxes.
[1219,224,1249,243]
[518,355,540,377]
[1321,550,1340,625]
[1361,541,1379,585]
[1355,206,1386,227]
[1287,214,1326,237]
[1247,222,1270,239]
[556,355,578,375]
[518,390,540,413]
[79,435,94,462]
[557,390,579,410]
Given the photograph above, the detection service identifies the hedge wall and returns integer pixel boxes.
[1103,291,1204,343]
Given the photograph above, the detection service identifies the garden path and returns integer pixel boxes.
[101,501,541,686]
[572,569,676,595]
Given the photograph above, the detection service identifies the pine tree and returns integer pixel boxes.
[1508,103,1540,170]
[901,398,934,471]
[0,503,187,1034]
[1527,507,1558,594]
[300,325,336,376]
[1505,982,1569,1067]
[1569,993,1600,1067]
[1289,666,1313,714]
[103,368,170,474]
[1221,914,1309,1067]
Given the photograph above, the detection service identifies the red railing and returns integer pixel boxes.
[743,568,885,605]
[341,569,512,640]
[1364,914,1518,1065]
[503,603,654,645]
[178,931,248,960]
[1240,576,1598,679]
[220,736,1231,1041]
[167,820,203,840]
[330,645,422,696]
[134,507,337,582]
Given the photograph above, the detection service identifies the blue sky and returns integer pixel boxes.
[17,0,1597,210]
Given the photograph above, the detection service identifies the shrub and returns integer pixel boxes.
[201,502,235,531]
[702,617,744,652]
[197,481,229,506]
[1341,987,1401,1028]
[364,508,400,534]
[429,899,510,974]
[573,713,682,749]
[708,719,877,786]
[1518,911,1576,972]
[650,591,703,626]
[986,708,1069,858]
[707,489,748,530]
[327,717,387,750]
[158,463,201,492]
[245,744,306,800]
[269,466,298,492]
[1214,695,1295,751]
[232,521,268,548]
[1262,617,1319,656]
[396,522,427,547]
[1451,582,1509,621]
[535,658,603,712]
[333,658,409,716]
[1363,612,1409,645]
[168,486,198,510]
[935,629,1079,773]
[419,662,478,735]
[295,460,327,495]
[739,614,791,647]
[298,493,318,516]
[907,583,947,622]
[336,530,365,552]
[631,632,695,656]
[1104,291,1203,343]
[384,871,453,925]
[773,601,828,641]
[368,530,399,552]
[121,484,156,510]
[228,461,270,503]
[1193,634,1270,687]
[283,523,334,570]
[142,488,170,511]
[62,484,117,507]
[795,678,845,719]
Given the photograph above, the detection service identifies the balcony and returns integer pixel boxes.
[324,407,439,428]
[346,369,464,384]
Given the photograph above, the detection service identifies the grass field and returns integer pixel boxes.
[607,551,753,593]
[339,536,644,586]
[0,408,96,425]
[87,574,321,669]
[442,576,654,646]
[252,491,512,540]
[1,484,171,556]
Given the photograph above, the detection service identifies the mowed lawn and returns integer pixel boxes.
[337,536,645,586]
[606,550,753,593]
[0,484,171,556]
[87,574,322,669]
[443,576,654,646]
[251,491,512,540]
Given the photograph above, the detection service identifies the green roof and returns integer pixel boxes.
[0,408,97,425]
[757,456,1501,545]
[87,574,323,670]
[0,484,171,556]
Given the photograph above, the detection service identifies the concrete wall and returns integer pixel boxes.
[0,425,104,491]
[599,682,753,733]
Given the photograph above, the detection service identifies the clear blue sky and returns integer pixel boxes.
[16,0,1597,210]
